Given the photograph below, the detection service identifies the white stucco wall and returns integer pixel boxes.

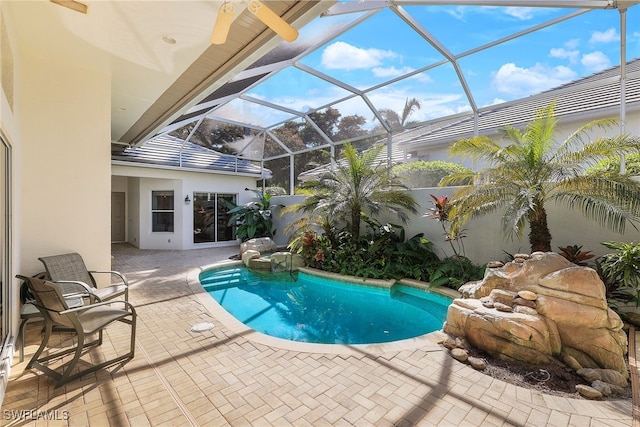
[272,188,640,265]
[17,41,111,277]
[410,108,640,170]
[112,164,258,250]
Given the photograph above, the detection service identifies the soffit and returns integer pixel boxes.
[119,1,331,146]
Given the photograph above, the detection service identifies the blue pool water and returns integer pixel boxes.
[199,266,451,345]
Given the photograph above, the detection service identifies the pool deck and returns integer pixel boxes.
[3,243,636,426]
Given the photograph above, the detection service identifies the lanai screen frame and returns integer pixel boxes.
[157,0,638,194]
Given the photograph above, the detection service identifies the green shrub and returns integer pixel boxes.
[429,256,485,290]
[392,160,472,188]
[596,241,640,309]
[226,189,281,242]
[586,153,640,176]
[290,218,484,290]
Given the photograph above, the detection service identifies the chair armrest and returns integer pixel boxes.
[61,299,136,315]
[88,270,129,286]
[51,280,94,295]
[52,280,100,303]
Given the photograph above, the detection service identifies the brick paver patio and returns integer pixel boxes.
[3,243,634,426]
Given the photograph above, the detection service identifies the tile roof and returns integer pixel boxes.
[399,58,640,150]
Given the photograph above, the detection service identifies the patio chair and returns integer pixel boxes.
[39,252,129,302]
[16,274,136,388]
[17,272,84,362]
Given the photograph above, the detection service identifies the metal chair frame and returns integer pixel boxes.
[39,252,129,302]
[16,274,136,388]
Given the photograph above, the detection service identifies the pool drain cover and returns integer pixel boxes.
[191,322,215,332]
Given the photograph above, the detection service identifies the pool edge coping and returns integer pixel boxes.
[187,261,450,355]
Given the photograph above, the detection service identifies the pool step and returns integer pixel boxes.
[200,268,246,290]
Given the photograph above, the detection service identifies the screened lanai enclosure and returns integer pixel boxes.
[126,0,640,195]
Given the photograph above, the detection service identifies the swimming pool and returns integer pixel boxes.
[199,265,452,345]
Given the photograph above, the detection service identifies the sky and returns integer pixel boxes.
[217,2,640,134]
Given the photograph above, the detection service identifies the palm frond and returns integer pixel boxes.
[553,176,640,233]
[554,117,620,159]
[449,135,503,163]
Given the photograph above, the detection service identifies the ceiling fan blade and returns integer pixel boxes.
[50,0,88,14]
[247,0,298,42]
[211,2,235,45]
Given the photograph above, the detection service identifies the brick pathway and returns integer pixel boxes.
[3,243,633,426]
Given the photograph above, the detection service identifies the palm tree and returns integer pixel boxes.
[379,97,422,129]
[442,102,640,252]
[286,143,418,244]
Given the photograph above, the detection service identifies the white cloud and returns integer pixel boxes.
[549,47,579,64]
[408,73,435,84]
[321,41,397,71]
[581,51,611,72]
[565,38,580,49]
[589,28,619,44]
[442,6,467,20]
[504,7,536,20]
[372,66,415,79]
[491,63,577,97]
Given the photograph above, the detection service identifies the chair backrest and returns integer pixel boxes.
[16,275,75,329]
[39,253,96,288]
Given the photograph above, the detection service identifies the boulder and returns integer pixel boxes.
[576,384,603,399]
[270,252,306,272]
[240,237,277,255]
[247,257,272,271]
[451,348,468,362]
[468,356,487,370]
[444,252,628,378]
[241,250,260,266]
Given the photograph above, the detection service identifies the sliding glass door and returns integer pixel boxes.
[0,132,12,403]
[192,192,236,243]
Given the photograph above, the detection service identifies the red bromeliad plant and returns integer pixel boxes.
[558,244,595,266]
[425,194,466,259]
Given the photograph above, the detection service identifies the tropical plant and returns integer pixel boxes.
[424,194,467,259]
[291,219,441,282]
[596,241,640,307]
[284,143,419,245]
[392,160,472,188]
[587,153,640,176]
[378,97,422,130]
[429,256,485,290]
[442,102,640,252]
[226,188,281,242]
[557,244,595,266]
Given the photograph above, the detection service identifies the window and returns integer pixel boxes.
[193,192,236,243]
[151,191,174,232]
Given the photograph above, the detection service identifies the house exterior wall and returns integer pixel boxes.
[17,51,112,277]
[408,109,640,170]
[0,0,112,392]
[112,164,258,250]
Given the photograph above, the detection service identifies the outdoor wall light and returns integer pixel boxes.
[185,195,191,205]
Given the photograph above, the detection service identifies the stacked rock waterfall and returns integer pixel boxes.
[443,252,628,383]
